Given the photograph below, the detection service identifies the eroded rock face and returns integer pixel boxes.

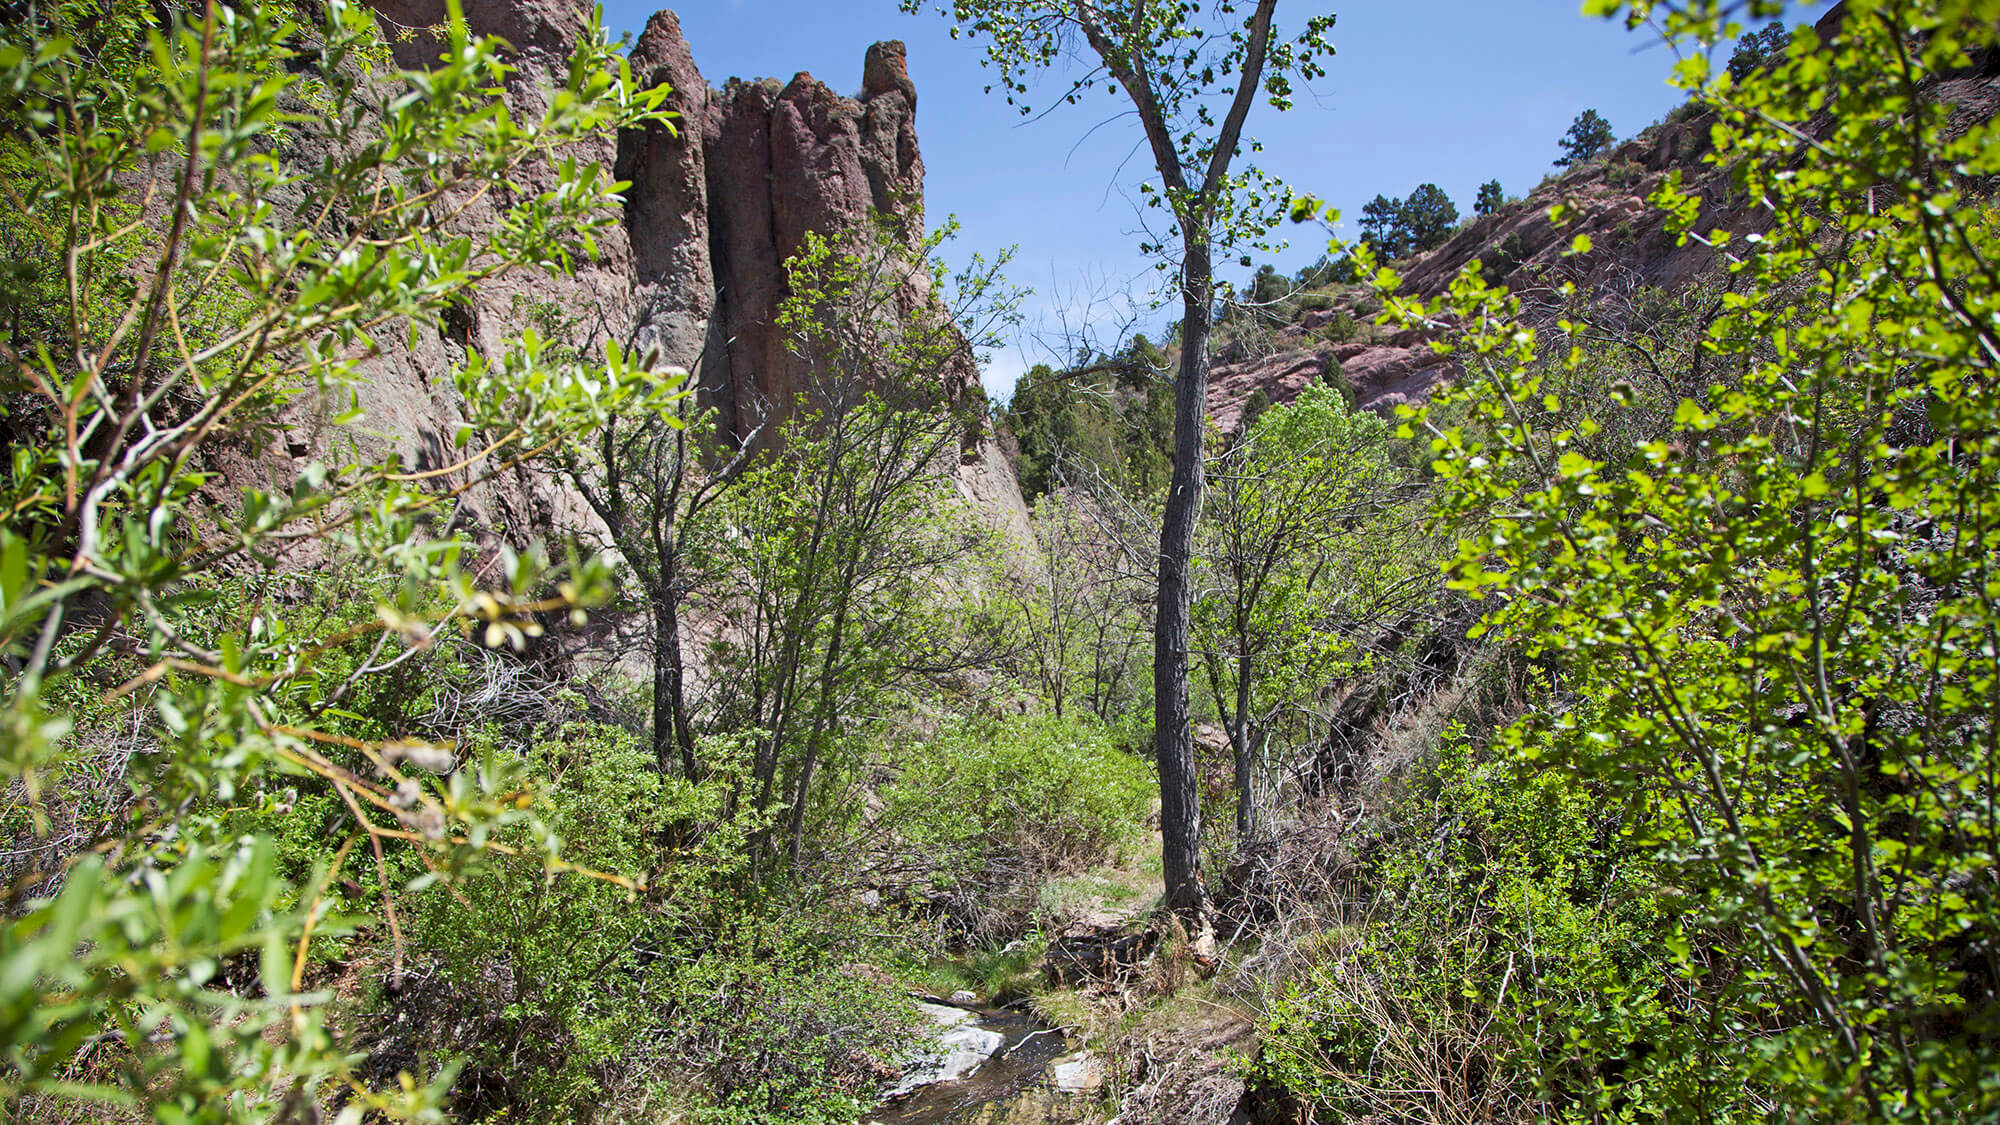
[306,0,641,543]
[324,3,1025,543]
[1208,6,1981,427]
[620,9,715,376]
[616,20,1026,540]
[690,40,939,443]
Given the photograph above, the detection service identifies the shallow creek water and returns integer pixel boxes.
[869,1007,1074,1125]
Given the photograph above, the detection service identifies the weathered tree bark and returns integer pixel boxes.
[1153,263,1212,913]
[1233,650,1256,840]
[651,561,698,778]
[565,399,762,783]
[1076,0,1280,917]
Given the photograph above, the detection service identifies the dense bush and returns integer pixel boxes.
[1314,310,1359,343]
[0,2,675,1117]
[663,938,919,1125]
[362,723,918,1122]
[888,713,1154,926]
[370,723,676,1115]
[1001,336,1174,501]
[1258,705,1737,1122]
[1291,1,2000,1118]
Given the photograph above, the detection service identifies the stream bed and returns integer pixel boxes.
[869,1006,1081,1125]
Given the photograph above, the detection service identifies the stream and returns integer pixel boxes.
[869,1006,1082,1125]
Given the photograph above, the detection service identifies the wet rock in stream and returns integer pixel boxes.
[873,1006,1079,1125]
[887,1003,1007,1097]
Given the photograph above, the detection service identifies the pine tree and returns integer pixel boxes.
[1555,108,1614,166]
[1475,178,1503,215]
[1400,183,1459,253]
[1358,193,1405,257]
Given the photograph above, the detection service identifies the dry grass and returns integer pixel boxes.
[2,711,149,903]
[1241,917,1533,1125]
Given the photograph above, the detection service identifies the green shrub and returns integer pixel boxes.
[375,723,678,1115]
[1315,310,1359,344]
[374,723,912,1122]
[664,935,919,1125]
[1350,2,2000,1114]
[888,714,1154,918]
[1480,231,1528,278]
[1605,159,1645,189]
[1256,708,1736,1122]
[0,2,676,1116]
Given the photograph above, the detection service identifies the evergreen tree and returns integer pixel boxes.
[1474,178,1503,215]
[1249,262,1292,304]
[1358,192,1405,257]
[1727,22,1791,83]
[1555,107,1614,165]
[1399,183,1459,253]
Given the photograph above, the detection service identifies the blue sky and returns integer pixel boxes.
[599,2,1827,400]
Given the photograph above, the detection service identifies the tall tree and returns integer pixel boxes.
[1195,384,1405,840]
[904,0,1336,913]
[1474,178,1503,215]
[1726,22,1790,83]
[1398,182,1459,252]
[1555,107,1615,165]
[560,390,759,778]
[1357,192,1405,256]
[705,222,1019,867]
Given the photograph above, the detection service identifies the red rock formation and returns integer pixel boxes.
[620,10,715,379]
[317,0,641,539]
[333,2,1026,539]
[1205,102,1738,430]
[688,43,944,443]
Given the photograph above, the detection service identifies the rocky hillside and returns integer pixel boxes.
[312,1,1028,543]
[1201,5,1987,431]
[1205,108,1737,432]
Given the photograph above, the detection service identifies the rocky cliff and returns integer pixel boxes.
[332,1,1027,542]
[1203,106,1740,433]
[1203,6,1955,432]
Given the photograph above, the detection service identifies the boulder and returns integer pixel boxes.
[886,1002,1007,1096]
[1051,1050,1106,1094]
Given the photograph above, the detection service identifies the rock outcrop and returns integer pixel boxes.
[1203,108,1737,430]
[1201,6,1983,432]
[677,43,937,444]
[331,1,1027,543]
[279,1,634,540]
[616,11,1024,535]
[620,9,715,379]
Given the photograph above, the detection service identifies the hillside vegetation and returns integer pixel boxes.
[2,0,1998,1123]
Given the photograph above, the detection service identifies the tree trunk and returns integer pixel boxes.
[1074,0,1278,921]
[785,581,853,863]
[652,543,699,779]
[1154,242,1212,916]
[1234,650,1255,840]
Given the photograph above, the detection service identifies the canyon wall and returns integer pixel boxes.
[330,1,1028,543]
